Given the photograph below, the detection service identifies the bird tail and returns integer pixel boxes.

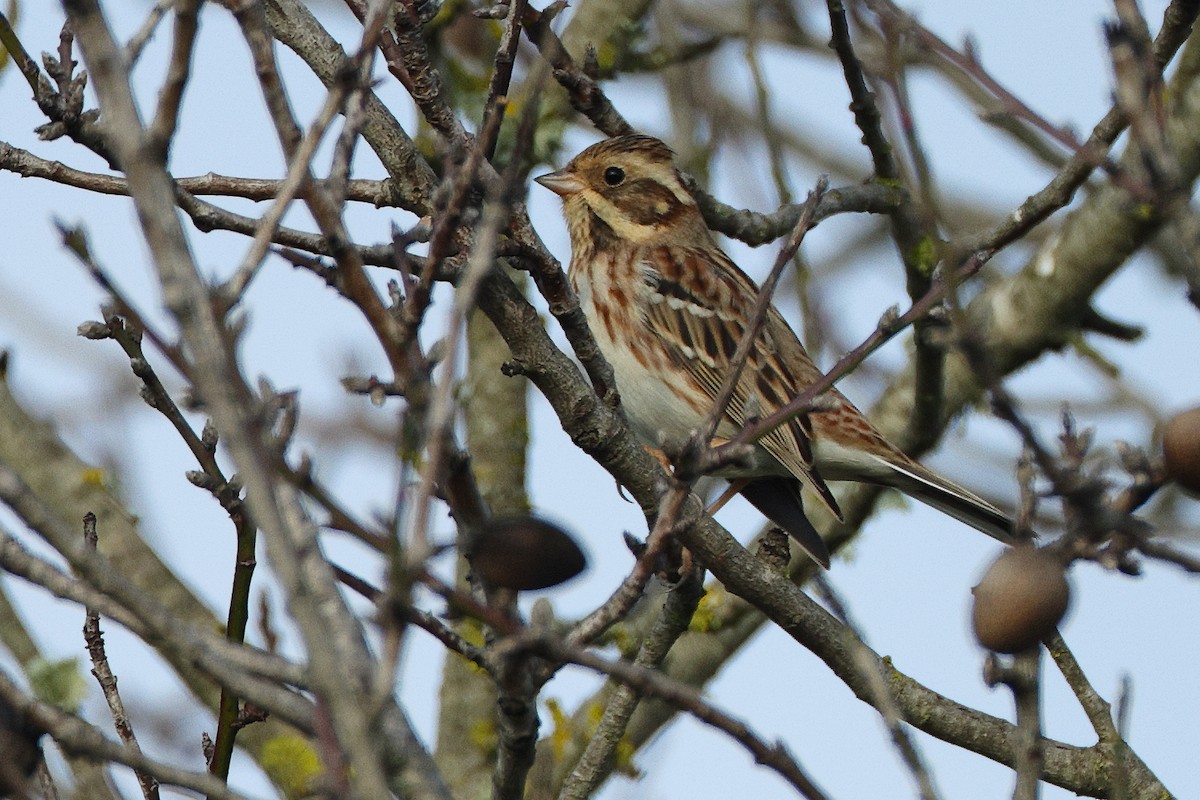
[872,454,1015,544]
[739,477,831,569]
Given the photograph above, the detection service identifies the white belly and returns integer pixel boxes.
[579,296,783,477]
[607,344,701,447]
[578,290,702,448]
[576,272,825,478]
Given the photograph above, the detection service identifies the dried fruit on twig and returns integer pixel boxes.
[470,516,587,591]
[1162,406,1200,495]
[971,546,1070,654]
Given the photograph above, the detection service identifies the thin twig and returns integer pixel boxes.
[826,0,899,180]
[37,759,61,800]
[146,0,200,156]
[1112,675,1134,800]
[405,115,513,560]
[81,513,160,800]
[0,10,52,97]
[63,231,264,781]
[812,574,942,800]
[712,251,987,466]
[954,0,1200,258]
[508,631,829,800]
[984,650,1044,800]
[521,2,634,137]
[684,180,828,478]
[862,0,1108,163]
[828,0,949,449]
[557,571,704,800]
[0,668,254,800]
[0,513,311,727]
[1041,631,1119,744]
[479,0,530,161]
[123,0,174,64]
[565,482,692,647]
[219,79,357,304]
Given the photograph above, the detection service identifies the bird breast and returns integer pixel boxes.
[572,254,706,446]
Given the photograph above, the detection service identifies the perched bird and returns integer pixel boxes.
[536,134,1012,568]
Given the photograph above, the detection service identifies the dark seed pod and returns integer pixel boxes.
[972,546,1070,654]
[470,516,587,591]
[1163,406,1200,495]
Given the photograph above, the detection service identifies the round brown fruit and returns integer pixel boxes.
[469,516,587,591]
[971,546,1070,654]
[1163,406,1200,495]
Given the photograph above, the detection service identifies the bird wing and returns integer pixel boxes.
[637,244,842,519]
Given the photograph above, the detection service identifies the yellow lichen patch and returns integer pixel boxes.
[469,718,499,754]
[260,735,324,800]
[688,588,725,633]
[906,235,939,279]
[613,737,639,777]
[608,624,637,659]
[545,697,572,758]
[1132,202,1157,222]
[28,657,87,714]
[458,620,487,648]
[81,467,107,487]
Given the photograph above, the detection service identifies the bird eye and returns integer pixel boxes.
[603,166,625,186]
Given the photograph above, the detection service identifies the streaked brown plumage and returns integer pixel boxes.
[537,134,1012,567]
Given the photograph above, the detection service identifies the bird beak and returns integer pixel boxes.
[534,170,583,197]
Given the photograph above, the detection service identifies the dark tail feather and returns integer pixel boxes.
[740,477,831,569]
